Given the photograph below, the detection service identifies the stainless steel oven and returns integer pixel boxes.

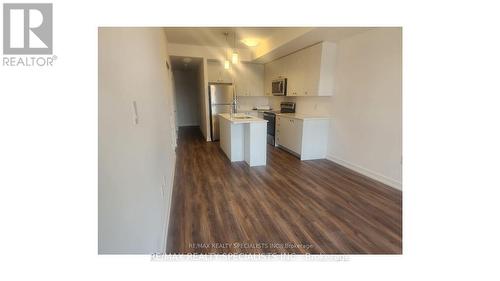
[263,112,276,145]
[272,78,287,96]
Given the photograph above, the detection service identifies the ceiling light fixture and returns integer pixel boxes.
[182,57,192,64]
[241,38,260,47]
[232,32,239,64]
[231,52,239,64]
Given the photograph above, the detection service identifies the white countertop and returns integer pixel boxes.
[277,113,330,120]
[219,113,268,123]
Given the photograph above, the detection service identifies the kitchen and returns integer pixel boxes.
[99,27,402,254]
[170,31,338,166]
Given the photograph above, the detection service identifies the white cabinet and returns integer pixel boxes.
[264,61,276,96]
[276,115,329,160]
[249,64,265,96]
[302,44,320,96]
[207,61,233,83]
[232,65,247,95]
[208,61,265,96]
[273,58,286,79]
[276,115,302,155]
[234,63,265,96]
[264,59,287,96]
[264,42,336,96]
[286,50,304,96]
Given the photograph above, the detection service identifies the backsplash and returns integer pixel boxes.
[284,96,332,115]
[237,95,332,116]
[236,96,271,111]
[268,96,283,111]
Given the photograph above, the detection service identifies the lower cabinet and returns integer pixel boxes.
[276,116,302,154]
[276,115,329,160]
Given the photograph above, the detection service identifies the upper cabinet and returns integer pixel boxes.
[285,50,303,96]
[233,63,265,97]
[264,62,275,96]
[207,61,233,83]
[207,42,335,97]
[264,42,336,96]
[208,61,266,96]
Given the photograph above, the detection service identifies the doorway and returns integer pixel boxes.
[170,56,204,131]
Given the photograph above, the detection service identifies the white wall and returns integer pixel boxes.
[199,58,211,141]
[98,27,177,254]
[283,96,332,115]
[328,28,402,190]
[173,70,200,126]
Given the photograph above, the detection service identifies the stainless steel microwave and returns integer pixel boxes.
[272,78,287,96]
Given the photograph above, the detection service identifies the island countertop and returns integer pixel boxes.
[218,113,268,167]
[218,113,268,123]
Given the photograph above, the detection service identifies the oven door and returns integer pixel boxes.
[263,112,276,145]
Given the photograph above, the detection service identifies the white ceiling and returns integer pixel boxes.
[164,27,293,49]
[252,27,374,62]
[164,27,375,63]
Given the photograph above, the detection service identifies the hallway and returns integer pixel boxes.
[167,126,402,254]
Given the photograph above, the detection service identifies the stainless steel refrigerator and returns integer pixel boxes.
[209,83,235,141]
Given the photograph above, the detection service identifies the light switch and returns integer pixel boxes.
[132,101,139,125]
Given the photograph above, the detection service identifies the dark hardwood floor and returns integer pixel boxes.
[166,126,402,254]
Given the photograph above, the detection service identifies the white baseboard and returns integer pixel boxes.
[326,155,402,190]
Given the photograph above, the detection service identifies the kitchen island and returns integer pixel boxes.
[218,113,268,167]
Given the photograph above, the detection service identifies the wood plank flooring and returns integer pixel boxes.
[166,126,402,254]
